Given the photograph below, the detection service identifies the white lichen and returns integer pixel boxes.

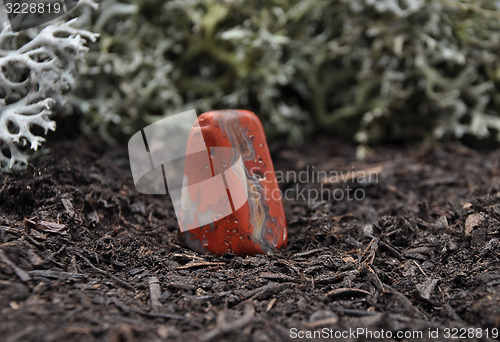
[0,20,98,172]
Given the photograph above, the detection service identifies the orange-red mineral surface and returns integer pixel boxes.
[179,110,287,255]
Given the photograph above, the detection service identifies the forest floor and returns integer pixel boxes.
[0,135,499,342]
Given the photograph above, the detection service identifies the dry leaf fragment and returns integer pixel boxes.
[24,217,67,235]
[341,255,356,263]
[465,213,484,236]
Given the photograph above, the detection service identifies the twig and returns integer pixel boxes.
[22,232,45,250]
[413,260,427,277]
[259,272,296,282]
[172,252,205,261]
[165,283,197,291]
[111,297,184,320]
[74,248,126,268]
[47,244,66,260]
[326,287,371,298]
[176,261,225,270]
[333,308,378,317]
[293,248,328,258]
[266,298,277,312]
[75,251,134,290]
[362,264,385,293]
[0,225,21,236]
[362,238,378,265]
[28,269,87,280]
[42,244,68,268]
[200,304,255,342]
[0,249,31,282]
[241,282,291,301]
[379,239,405,261]
[148,276,162,311]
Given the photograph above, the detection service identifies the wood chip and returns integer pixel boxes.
[36,221,67,235]
[165,283,197,291]
[314,274,345,284]
[149,276,162,311]
[416,278,439,301]
[259,272,296,282]
[61,197,76,218]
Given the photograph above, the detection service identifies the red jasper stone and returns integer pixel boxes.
[179,110,287,255]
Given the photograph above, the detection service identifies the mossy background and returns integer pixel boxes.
[71,0,500,147]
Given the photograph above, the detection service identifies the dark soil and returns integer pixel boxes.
[0,136,499,342]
